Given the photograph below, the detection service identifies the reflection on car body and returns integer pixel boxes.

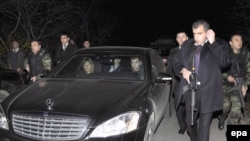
[0,67,24,102]
[0,46,172,141]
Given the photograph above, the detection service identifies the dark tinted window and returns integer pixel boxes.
[52,53,146,81]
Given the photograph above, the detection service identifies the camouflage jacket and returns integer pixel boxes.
[222,47,250,93]
[24,49,52,80]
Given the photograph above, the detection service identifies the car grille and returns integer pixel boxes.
[12,112,91,141]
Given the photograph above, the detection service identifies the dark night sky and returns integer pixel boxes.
[108,0,236,46]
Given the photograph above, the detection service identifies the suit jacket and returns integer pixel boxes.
[7,48,25,70]
[166,47,181,100]
[55,43,78,65]
[166,47,179,76]
[108,65,123,72]
[173,38,232,113]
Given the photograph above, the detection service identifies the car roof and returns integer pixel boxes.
[74,46,153,55]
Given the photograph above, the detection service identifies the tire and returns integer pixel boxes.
[143,113,155,141]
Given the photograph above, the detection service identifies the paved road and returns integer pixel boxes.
[152,106,227,141]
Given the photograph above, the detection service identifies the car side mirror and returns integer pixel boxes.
[156,72,172,83]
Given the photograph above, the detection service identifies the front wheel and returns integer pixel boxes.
[143,113,155,141]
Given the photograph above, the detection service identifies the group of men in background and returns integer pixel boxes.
[6,32,91,84]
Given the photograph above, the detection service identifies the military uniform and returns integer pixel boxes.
[219,47,250,125]
[24,48,52,81]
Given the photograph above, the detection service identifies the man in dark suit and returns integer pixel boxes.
[7,40,25,74]
[108,58,123,72]
[166,31,189,134]
[54,32,78,66]
[173,19,232,141]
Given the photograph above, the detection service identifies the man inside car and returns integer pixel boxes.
[108,57,123,73]
[130,56,144,80]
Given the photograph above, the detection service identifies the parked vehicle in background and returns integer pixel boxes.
[0,46,172,141]
[148,36,177,57]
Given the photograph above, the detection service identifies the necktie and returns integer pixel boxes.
[194,45,202,74]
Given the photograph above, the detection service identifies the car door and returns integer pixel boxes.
[148,49,171,127]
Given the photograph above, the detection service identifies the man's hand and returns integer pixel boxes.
[8,64,12,69]
[30,76,37,82]
[227,75,236,85]
[206,29,215,44]
[242,85,248,97]
[181,68,192,84]
[16,67,21,73]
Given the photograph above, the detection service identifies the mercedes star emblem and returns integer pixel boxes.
[46,99,54,110]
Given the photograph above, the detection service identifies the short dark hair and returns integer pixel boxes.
[192,19,210,31]
[60,32,70,38]
[31,39,42,46]
[131,56,142,61]
[176,31,188,37]
[11,40,19,44]
[229,33,243,42]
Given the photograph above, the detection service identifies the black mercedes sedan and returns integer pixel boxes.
[0,46,172,141]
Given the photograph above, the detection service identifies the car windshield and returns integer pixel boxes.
[52,53,146,81]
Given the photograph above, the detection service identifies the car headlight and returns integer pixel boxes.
[89,111,140,138]
[0,105,9,130]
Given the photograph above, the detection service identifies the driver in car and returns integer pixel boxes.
[130,56,144,80]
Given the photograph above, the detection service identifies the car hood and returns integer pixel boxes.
[7,78,148,118]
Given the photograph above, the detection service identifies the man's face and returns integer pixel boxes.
[193,25,207,45]
[83,61,92,74]
[83,41,90,48]
[176,32,188,46]
[131,58,141,72]
[31,41,41,54]
[12,41,19,49]
[60,35,70,45]
[70,39,75,45]
[229,35,243,50]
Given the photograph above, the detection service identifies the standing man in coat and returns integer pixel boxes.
[166,31,189,134]
[54,32,78,66]
[173,19,232,141]
[7,40,25,74]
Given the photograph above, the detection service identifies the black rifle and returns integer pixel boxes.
[190,56,198,126]
[235,77,246,117]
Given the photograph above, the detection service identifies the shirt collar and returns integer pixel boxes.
[194,39,208,46]
[13,48,19,52]
[63,42,69,49]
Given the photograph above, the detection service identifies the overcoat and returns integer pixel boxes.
[173,38,232,113]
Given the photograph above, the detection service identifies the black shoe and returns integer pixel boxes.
[178,128,186,134]
[218,118,225,130]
